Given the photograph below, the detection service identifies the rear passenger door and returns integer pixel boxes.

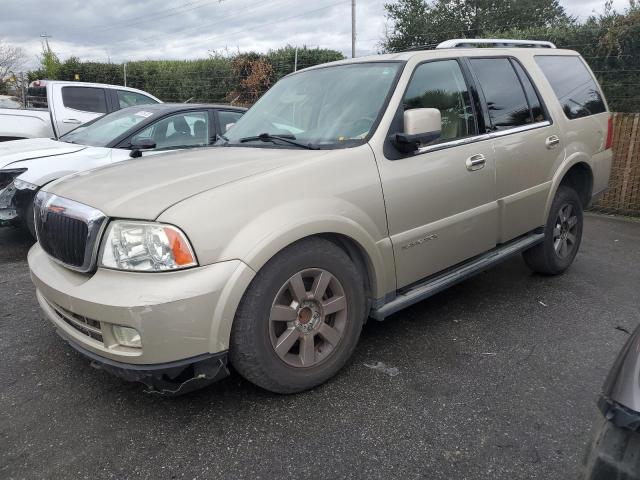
[49,85,109,136]
[468,57,563,242]
[378,59,498,288]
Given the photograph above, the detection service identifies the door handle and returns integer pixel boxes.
[545,135,560,149]
[465,154,486,171]
[62,118,82,124]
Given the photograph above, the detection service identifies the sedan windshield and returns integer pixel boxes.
[221,62,402,148]
[60,107,155,147]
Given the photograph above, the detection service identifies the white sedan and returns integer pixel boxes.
[0,103,245,236]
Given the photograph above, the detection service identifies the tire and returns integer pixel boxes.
[229,237,366,394]
[523,185,583,275]
[584,415,640,480]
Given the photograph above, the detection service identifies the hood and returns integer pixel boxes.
[45,146,330,219]
[0,138,87,170]
[6,146,113,187]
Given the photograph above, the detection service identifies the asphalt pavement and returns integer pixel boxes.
[1,214,639,479]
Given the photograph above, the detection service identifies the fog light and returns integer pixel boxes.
[112,326,141,348]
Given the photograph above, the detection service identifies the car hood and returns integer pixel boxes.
[0,138,87,170]
[45,146,331,219]
[5,146,114,187]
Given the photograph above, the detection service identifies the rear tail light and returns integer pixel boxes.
[605,115,613,150]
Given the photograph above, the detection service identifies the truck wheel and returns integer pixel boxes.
[523,185,583,275]
[229,238,366,393]
[584,415,640,480]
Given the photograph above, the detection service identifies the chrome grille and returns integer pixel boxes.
[37,211,88,267]
[34,191,107,273]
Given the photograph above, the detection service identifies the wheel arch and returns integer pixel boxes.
[545,156,594,218]
[209,223,394,354]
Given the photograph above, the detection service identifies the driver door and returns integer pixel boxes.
[376,59,498,288]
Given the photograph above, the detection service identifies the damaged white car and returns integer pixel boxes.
[0,103,245,236]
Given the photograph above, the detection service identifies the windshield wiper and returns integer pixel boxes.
[239,133,319,150]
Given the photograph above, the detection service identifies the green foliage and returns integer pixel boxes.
[26,46,344,105]
[382,0,572,52]
[39,47,61,79]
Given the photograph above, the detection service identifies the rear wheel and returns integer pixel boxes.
[523,185,583,275]
[229,238,366,393]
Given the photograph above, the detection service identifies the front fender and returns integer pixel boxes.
[227,202,393,299]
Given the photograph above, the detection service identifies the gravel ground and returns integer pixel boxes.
[1,214,639,480]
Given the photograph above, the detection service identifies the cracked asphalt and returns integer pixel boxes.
[1,214,639,479]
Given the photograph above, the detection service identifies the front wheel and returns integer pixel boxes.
[229,238,366,393]
[523,185,584,275]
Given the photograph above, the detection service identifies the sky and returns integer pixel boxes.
[0,0,632,70]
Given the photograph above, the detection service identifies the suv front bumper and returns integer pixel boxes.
[28,243,256,391]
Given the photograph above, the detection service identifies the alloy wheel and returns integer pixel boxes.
[269,268,348,368]
[553,203,579,259]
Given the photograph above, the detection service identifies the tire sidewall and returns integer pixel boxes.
[543,186,584,273]
[231,240,365,391]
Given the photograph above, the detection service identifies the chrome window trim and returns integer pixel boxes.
[416,120,551,154]
[34,191,108,273]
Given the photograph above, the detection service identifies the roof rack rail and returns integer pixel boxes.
[436,38,556,49]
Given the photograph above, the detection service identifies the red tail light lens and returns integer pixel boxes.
[605,115,613,150]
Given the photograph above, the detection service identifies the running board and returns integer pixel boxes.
[371,233,544,320]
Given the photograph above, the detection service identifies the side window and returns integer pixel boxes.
[61,87,107,113]
[217,110,244,133]
[403,60,477,141]
[470,58,532,130]
[116,90,158,109]
[511,60,546,123]
[535,55,606,119]
[131,111,209,149]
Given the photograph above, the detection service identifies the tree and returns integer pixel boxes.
[381,0,574,52]
[39,43,61,80]
[0,40,26,93]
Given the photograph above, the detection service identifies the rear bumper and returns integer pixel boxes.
[598,396,640,432]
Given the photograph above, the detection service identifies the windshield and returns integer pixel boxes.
[60,107,155,147]
[221,62,402,148]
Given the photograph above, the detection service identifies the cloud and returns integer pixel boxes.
[0,0,630,70]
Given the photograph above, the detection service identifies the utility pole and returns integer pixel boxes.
[123,63,127,87]
[351,0,356,58]
[40,33,52,53]
[294,46,298,72]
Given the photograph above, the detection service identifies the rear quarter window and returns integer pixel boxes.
[535,56,606,119]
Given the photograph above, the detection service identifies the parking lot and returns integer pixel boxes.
[0,214,638,479]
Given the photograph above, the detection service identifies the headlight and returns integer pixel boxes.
[99,221,197,271]
[13,178,38,191]
[0,168,26,189]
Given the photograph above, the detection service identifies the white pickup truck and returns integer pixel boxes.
[0,80,161,142]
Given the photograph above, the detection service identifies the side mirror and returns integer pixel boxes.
[393,108,441,153]
[129,138,156,158]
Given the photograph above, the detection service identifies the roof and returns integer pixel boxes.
[298,47,580,72]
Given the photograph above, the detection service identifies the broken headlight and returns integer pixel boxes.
[0,169,27,190]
